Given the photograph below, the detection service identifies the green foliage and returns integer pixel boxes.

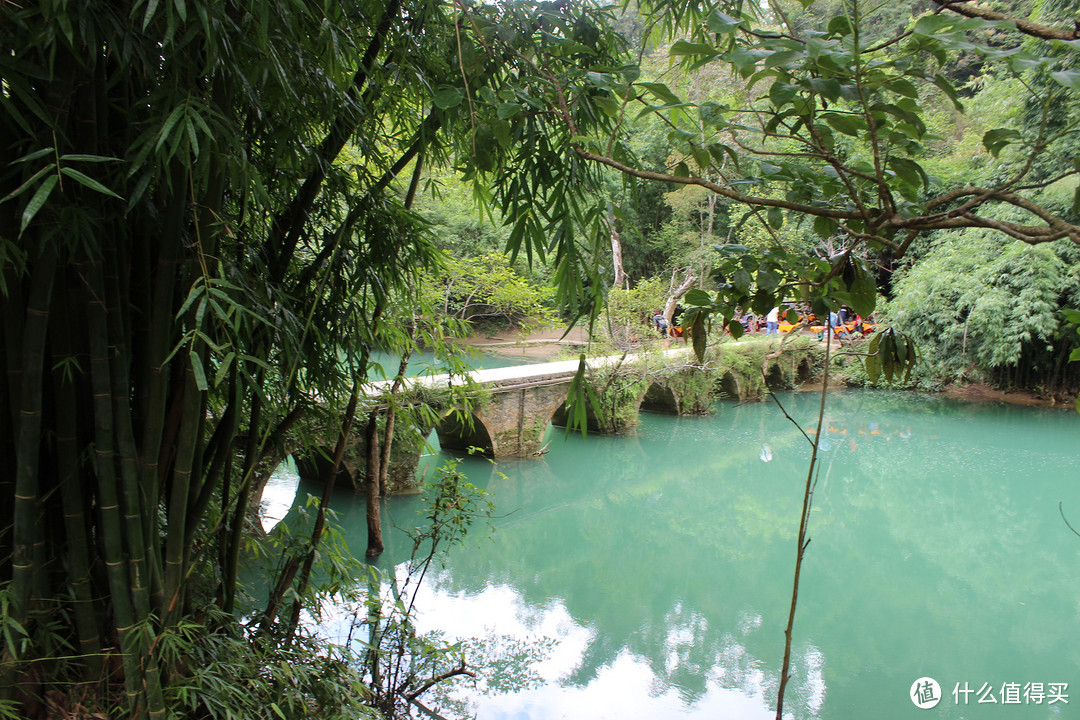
[563,355,604,437]
[413,173,513,259]
[885,229,1080,387]
[567,0,1080,371]
[161,610,375,720]
[0,0,634,715]
[358,459,495,718]
[408,458,496,559]
[681,242,880,361]
[864,328,919,385]
[602,276,670,348]
[421,253,558,332]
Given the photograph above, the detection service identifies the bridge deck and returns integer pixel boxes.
[364,347,692,395]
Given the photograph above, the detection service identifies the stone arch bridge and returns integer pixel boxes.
[294,341,819,491]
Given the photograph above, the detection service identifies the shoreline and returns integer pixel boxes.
[461,325,1078,411]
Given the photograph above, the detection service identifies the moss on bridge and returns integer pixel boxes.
[565,335,823,434]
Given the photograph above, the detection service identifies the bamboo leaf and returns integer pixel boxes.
[12,147,54,164]
[193,330,226,354]
[238,354,273,372]
[214,352,235,388]
[186,118,200,157]
[20,175,58,235]
[176,283,206,319]
[156,105,187,151]
[59,167,123,199]
[1,164,56,203]
[563,355,591,437]
[189,351,208,391]
[58,154,123,163]
[207,298,238,333]
[142,0,162,30]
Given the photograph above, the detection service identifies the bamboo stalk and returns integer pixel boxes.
[6,245,57,694]
[1,283,23,434]
[83,260,147,709]
[50,279,104,680]
[188,389,238,550]
[137,161,188,614]
[283,382,362,644]
[365,409,384,557]
[102,246,168,718]
[222,382,262,614]
[103,244,156,624]
[162,360,202,629]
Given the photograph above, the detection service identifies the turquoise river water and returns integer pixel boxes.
[265,390,1080,719]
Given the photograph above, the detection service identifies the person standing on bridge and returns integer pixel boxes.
[652,310,668,336]
[652,310,670,348]
[766,306,780,336]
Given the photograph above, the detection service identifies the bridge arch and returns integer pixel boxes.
[718,371,741,400]
[765,363,786,390]
[434,410,495,456]
[639,381,680,414]
[796,357,813,383]
[550,398,602,433]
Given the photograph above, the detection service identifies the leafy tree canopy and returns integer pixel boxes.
[559,0,1080,345]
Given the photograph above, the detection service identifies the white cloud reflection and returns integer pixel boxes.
[400,570,783,720]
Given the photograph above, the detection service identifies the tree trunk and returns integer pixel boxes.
[283,383,361,645]
[365,409,384,557]
[607,203,628,290]
[664,271,697,329]
[378,349,413,496]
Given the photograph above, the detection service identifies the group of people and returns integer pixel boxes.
[650,305,868,343]
[746,305,869,339]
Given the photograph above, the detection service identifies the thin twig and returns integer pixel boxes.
[1059,502,1080,539]
[773,324,832,720]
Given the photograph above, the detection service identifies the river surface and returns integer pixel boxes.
[266,390,1080,719]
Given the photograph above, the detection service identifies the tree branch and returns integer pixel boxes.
[265,0,404,283]
[933,0,1080,41]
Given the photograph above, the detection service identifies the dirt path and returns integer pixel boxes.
[459,325,591,360]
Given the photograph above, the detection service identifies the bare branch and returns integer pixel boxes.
[573,145,864,220]
[932,0,1080,41]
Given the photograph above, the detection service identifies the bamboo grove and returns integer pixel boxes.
[4,0,1080,717]
[0,0,626,716]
